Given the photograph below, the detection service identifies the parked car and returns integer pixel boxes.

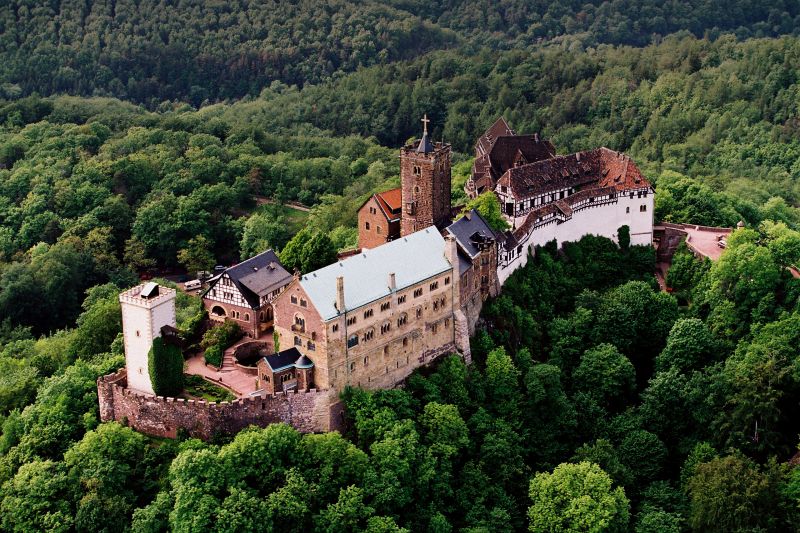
[184,279,202,291]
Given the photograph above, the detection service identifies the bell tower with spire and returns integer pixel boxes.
[400,114,452,236]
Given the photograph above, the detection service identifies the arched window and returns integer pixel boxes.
[259,311,264,321]
[211,305,226,317]
[244,313,250,322]
[293,314,305,333]
[402,337,408,347]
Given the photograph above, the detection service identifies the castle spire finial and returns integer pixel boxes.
[417,113,434,154]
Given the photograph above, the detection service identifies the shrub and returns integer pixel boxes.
[204,344,223,367]
[148,337,184,397]
[181,303,207,343]
[201,321,241,367]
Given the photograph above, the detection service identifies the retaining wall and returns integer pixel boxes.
[98,370,339,440]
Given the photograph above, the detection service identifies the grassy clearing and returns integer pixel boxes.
[256,203,310,234]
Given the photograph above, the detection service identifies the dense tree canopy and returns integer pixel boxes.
[1,4,800,531]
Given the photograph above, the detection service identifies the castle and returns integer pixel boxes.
[98,116,653,438]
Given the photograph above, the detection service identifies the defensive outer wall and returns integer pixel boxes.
[97,369,343,439]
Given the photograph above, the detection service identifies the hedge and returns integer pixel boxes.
[148,336,184,397]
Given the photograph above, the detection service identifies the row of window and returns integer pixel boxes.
[364,221,384,234]
[289,295,308,308]
[337,277,450,329]
[294,336,316,351]
[210,289,237,301]
[515,188,572,212]
[260,372,296,384]
[345,339,412,373]
[346,299,447,348]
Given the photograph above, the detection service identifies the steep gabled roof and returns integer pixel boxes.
[471,118,556,191]
[498,147,650,199]
[358,188,402,223]
[262,347,311,372]
[209,250,293,309]
[488,136,555,173]
[375,188,402,221]
[446,209,499,259]
[299,228,452,321]
[476,117,515,156]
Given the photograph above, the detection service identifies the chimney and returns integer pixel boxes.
[335,276,345,313]
[465,211,472,220]
[445,235,458,268]
[388,272,396,291]
[534,132,540,142]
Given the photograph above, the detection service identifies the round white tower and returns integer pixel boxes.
[119,282,177,395]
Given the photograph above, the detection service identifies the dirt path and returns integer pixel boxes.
[252,195,311,212]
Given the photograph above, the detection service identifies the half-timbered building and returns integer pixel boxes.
[202,250,293,338]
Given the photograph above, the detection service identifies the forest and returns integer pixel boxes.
[1,2,800,531]
[2,0,799,104]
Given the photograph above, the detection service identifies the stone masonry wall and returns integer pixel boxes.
[98,369,339,440]
[358,196,394,250]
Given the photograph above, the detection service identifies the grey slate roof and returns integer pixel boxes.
[446,209,498,259]
[417,132,434,154]
[300,228,452,321]
[209,250,292,309]
[262,347,308,372]
[457,251,472,276]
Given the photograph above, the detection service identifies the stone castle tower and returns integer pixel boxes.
[119,282,177,395]
[400,115,452,236]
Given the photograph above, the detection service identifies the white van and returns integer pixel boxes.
[184,279,202,291]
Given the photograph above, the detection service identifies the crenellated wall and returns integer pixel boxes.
[97,370,341,439]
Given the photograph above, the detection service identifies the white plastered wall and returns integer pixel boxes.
[120,287,177,395]
[498,191,654,284]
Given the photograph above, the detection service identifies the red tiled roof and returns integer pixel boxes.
[363,187,402,222]
[499,147,650,199]
[476,117,515,156]
[471,133,556,194]
[377,188,402,211]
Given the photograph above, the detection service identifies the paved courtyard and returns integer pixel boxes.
[185,349,260,398]
[682,225,731,261]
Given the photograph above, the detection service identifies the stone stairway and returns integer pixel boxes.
[220,347,237,373]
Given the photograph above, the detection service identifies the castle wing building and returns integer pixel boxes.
[202,249,293,338]
[468,117,556,198]
[272,227,465,394]
[445,209,501,333]
[357,187,402,249]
